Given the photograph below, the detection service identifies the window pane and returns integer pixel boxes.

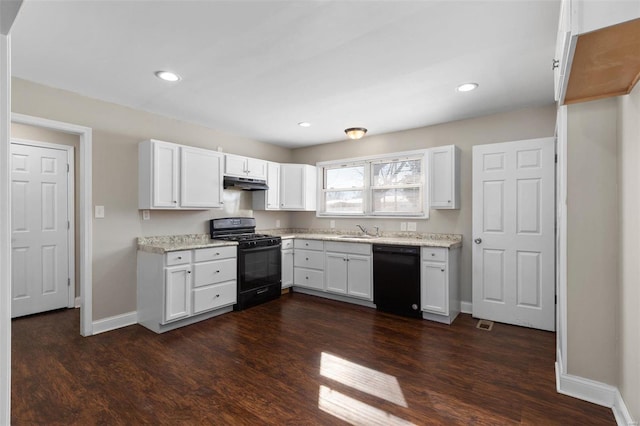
[372,188,421,213]
[326,166,364,189]
[325,190,363,213]
[372,160,421,186]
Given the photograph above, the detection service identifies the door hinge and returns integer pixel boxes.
[555,295,557,305]
[67,163,70,172]
[68,278,71,287]
[555,154,558,163]
[68,221,70,229]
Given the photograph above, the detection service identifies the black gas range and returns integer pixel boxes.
[210,217,281,310]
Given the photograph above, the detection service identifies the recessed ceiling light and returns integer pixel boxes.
[456,82,478,92]
[155,71,181,82]
[298,122,311,127]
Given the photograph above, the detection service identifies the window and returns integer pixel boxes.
[318,150,428,218]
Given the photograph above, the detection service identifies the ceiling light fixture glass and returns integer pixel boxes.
[345,127,367,140]
[298,122,311,127]
[456,82,478,92]
[155,71,181,82]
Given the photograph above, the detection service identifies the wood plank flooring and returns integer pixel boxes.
[12,292,614,425]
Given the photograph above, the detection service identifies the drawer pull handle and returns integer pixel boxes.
[431,253,435,256]
[177,256,182,259]
[441,269,445,272]
[215,270,220,273]
[216,252,220,256]
[306,257,309,261]
[187,271,191,274]
[306,276,309,280]
[215,294,220,298]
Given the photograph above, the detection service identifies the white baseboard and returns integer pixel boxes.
[460,301,472,314]
[613,389,638,426]
[92,311,137,335]
[555,361,637,426]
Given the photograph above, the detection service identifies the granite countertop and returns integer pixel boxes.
[137,234,238,254]
[138,229,462,254]
[260,228,462,249]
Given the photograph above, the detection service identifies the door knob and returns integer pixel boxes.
[474,238,482,244]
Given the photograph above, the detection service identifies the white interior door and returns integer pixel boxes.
[472,137,555,331]
[11,142,70,318]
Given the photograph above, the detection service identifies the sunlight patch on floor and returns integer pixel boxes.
[320,352,408,407]
[318,385,416,426]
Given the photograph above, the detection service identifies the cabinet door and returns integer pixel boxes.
[246,157,267,180]
[281,249,294,288]
[225,154,247,177]
[180,146,223,208]
[266,162,280,210]
[164,265,191,322]
[325,252,348,294]
[421,262,448,315]
[153,142,179,208]
[280,164,305,209]
[347,254,372,300]
[430,146,453,209]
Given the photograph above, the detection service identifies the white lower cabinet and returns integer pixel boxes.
[281,239,294,289]
[293,239,324,290]
[325,242,372,301]
[164,265,191,322]
[420,246,460,324]
[137,245,237,333]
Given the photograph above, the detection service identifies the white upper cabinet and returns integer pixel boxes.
[280,164,317,211]
[224,153,267,180]
[180,146,224,208]
[252,161,280,210]
[139,139,223,210]
[429,145,460,209]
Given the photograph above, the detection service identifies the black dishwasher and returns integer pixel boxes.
[373,245,421,318]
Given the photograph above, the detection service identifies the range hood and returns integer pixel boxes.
[223,176,269,191]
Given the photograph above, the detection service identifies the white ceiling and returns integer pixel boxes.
[10,1,560,148]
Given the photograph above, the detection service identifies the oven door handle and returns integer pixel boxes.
[239,244,281,253]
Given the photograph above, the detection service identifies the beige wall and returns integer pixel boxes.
[12,78,293,320]
[617,84,640,420]
[566,98,618,385]
[291,105,557,303]
[10,123,81,297]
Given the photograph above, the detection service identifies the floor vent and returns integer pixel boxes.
[476,319,494,331]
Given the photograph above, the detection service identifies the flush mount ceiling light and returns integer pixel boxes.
[155,70,181,82]
[456,82,479,92]
[298,121,311,127]
[345,127,367,140]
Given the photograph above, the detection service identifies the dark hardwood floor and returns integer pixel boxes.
[12,292,614,425]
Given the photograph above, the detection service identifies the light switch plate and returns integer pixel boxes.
[407,222,417,232]
[95,205,105,219]
[330,220,335,229]
[142,210,150,221]
[400,222,407,231]
[276,219,281,228]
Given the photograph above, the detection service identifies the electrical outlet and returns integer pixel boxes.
[400,222,407,231]
[407,222,417,232]
[94,205,105,219]
[217,146,223,152]
[276,219,281,228]
[142,210,150,221]
[330,220,335,229]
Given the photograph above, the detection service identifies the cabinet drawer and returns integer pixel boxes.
[294,268,324,290]
[166,250,192,266]
[294,249,324,270]
[294,239,323,251]
[193,281,237,314]
[281,239,294,250]
[193,258,237,288]
[421,247,447,262]
[325,241,371,255]
[194,245,236,262]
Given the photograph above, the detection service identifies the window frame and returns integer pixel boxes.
[316,149,429,219]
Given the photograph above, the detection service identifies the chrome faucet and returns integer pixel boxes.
[356,224,368,235]
[372,226,380,237]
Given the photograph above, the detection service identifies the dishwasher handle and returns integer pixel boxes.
[373,244,420,256]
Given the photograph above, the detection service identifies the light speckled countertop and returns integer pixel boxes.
[137,234,237,254]
[137,229,462,254]
[260,228,462,249]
